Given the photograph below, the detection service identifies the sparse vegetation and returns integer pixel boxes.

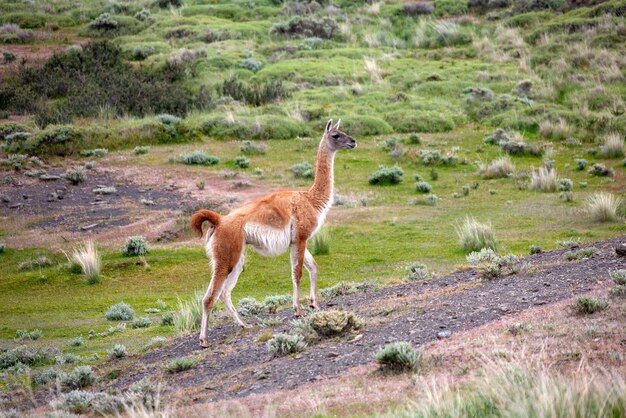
[107,344,127,359]
[164,357,198,373]
[180,151,219,166]
[406,262,428,281]
[573,297,608,315]
[375,341,422,372]
[369,166,404,185]
[564,247,598,261]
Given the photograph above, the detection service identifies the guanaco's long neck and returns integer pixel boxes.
[307,141,335,211]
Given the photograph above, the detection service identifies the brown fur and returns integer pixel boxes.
[193,119,356,347]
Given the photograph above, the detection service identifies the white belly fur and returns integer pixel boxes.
[245,221,292,257]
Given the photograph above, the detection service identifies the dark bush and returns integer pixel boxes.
[369,166,404,185]
[271,16,338,39]
[155,0,183,8]
[402,2,435,15]
[219,76,289,106]
[0,41,194,126]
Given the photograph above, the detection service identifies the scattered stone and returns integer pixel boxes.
[253,371,268,380]
[327,352,340,358]
[8,203,22,209]
[80,223,99,231]
[22,194,29,199]
[1,195,10,203]
[437,330,452,339]
[616,243,626,257]
[40,175,61,181]
[47,193,58,202]
[350,334,363,343]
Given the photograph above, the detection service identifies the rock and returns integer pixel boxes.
[327,352,340,358]
[437,330,452,339]
[22,194,29,199]
[47,193,58,202]
[350,334,363,343]
[80,223,99,231]
[1,195,10,203]
[8,203,22,209]
[40,175,61,181]
[616,243,626,257]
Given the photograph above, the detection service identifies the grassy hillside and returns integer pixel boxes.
[0,0,624,414]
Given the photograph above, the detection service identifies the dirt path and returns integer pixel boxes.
[91,236,625,406]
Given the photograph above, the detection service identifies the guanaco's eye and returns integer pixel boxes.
[331,133,340,139]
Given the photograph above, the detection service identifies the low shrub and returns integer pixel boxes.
[60,366,96,391]
[588,163,613,177]
[564,247,598,261]
[240,140,266,155]
[161,312,175,326]
[610,270,626,286]
[574,158,587,171]
[133,146,150,155]
[63,167,86,185]
[375,341,422,372]
[122,236,148,256]
[234,156,250,168]
[415,181,433,193]
[406,262,428,281]
[309,310,363,337]
[105,302,135,321]
[478,254,519,280]
[270,16,338,39]
[291,161,314,179]
[238,297,265,317]
[33,367,64,385]
[219,76,289,107]
[80,148,108,158]
[403,2,434,15]
[415,20,471,48]
[466,248,498,265]
[164,356,197,373]
[267,333,307,357]
[558,178,573,192]
[130,317,151,329]
[573,297,608,315]
[0,345,57,370]
[241,58,263,73]
[107,344,127,359]
[68,337,85,347]
[180,151,219,166]
[369,166,403,185]
[456,217,497,253]
[15,329,42,340]
[529,245,542,255]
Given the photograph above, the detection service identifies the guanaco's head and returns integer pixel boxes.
[323,119,357,151]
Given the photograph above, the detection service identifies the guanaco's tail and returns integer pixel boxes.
[191,209,222,237]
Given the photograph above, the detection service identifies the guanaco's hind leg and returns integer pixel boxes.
[290,240,307,317]
[304,249,320,309]
[199,230,244,348]
[219,254,250,328]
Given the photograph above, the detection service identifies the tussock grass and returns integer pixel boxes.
[530,167,557,192]
[479,156,514,179]
[456,217,497,253]
[173,290,203,334]
[399,360,626,417]
[586,192,622,222]
[309,310,363,337]
[312,228,330,255]
[66,240,101,284]
[598,132,625,158]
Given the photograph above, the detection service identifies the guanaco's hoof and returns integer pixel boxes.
[310,303,320,310]
[240,323,253,329]
[200,339,210,348]
[294,309,306,317]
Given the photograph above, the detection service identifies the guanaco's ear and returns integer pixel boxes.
[325,119,333,132]
[334,119,341,130]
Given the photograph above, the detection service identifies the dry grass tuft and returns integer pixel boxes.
[586,192,622,222]
[456,217,497,253]
[66,240,101,284]
[530,167,557,192]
